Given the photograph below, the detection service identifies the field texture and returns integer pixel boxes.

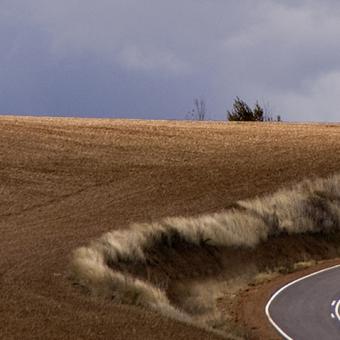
[0,116,340,339]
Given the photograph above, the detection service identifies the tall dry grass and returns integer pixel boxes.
[70,173,340,323]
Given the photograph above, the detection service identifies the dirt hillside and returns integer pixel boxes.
[0,116,339,339]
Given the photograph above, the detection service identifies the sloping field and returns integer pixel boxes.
[0,116,340,339]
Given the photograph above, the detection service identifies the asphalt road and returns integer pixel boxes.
[266,265,340,339]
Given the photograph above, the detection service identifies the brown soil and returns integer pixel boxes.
[1,116,340,339]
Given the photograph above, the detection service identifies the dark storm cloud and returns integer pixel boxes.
[1,0,340,121]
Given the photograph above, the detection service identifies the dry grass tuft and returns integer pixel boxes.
[292,260,317,271]
[70,173,340,325]
[253,260,317,286]
[253,271,280,285]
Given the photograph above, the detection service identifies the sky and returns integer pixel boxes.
[1,0,340,122]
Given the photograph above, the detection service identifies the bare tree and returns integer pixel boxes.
[261,100,282,122]
[187,97,207,121]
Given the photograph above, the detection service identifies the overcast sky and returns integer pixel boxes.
[1,1,340,122]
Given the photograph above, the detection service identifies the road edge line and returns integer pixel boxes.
[265,263,340,340]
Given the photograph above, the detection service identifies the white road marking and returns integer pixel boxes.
[331,313,335,319]
[332,300,336,306]
[335,300,340,321]
[265,264,340,340]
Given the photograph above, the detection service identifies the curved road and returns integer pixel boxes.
[266,264,340,340]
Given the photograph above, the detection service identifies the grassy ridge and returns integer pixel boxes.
[70,173,340,324]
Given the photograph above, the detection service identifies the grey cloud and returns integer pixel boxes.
[0,1,340,121]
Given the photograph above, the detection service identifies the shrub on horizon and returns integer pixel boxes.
[227,97,281,122]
